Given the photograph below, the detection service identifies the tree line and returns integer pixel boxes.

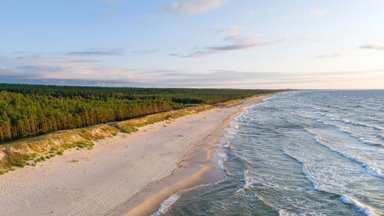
[0,84,278,143]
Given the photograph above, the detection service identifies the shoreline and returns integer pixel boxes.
[121,96,268,216]
[0,95,269,216]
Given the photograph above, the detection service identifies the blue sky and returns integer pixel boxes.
[1,0,383,89]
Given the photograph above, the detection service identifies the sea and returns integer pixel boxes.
[154,90,384,216]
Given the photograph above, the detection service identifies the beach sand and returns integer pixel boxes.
[0,96,266,216]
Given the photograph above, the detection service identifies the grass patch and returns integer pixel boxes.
[0,168,8,175]
[73,141,94,149]
[122,126,138,134]
[117,104,214,136]
[10,158,26,167]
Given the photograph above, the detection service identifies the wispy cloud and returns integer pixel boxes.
[359,44,384,51]
[16,54,40,60]
[315,52,348,59]
[184,39,286,57]
[166,0,227,14]
[175,27,286,57]
[309,9,329,17]
[1,53,383,88]
[0,55,147,83]
[67,48,124,56]
[132,49,158,54]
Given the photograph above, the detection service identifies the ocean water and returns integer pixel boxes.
[157,91,384,216]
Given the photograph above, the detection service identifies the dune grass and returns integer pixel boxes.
[0,95,261,175]
[117,104,213,132]
[0,125,118,175]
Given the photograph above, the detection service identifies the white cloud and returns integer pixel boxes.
[315,52,348,59]
[182,38,286,57]
[173,27,283,57]
[166,0,227,14]
[67,48,124,56]
[359,44,384,51]
[310,9,329,17]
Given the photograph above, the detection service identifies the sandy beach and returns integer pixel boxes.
[0,96,266,216]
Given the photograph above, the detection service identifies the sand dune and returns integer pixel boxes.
[0,96,266,216]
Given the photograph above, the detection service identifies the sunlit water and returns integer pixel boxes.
[157,91,384,216]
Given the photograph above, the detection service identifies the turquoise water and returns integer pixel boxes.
[157,91,384,216]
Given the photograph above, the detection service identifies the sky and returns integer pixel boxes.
[0,0,384,89]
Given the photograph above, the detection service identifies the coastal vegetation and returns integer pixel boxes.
[0,83,278,174]
[0,84,276,143]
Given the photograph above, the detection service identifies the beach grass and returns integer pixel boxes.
[0,96,254,175]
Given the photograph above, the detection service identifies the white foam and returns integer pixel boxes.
[379,133,384,140]
[152,193,181,216]
[217,159,225,170]
[214,134,230,170]
[214,103,251,172]
[234,170,254,195]
[340,195,380,216]
[217,151,228,170]
[320,112,384,131]
[278,209,296,216]
[243,170,254,190]
[281,147,322,192]
[217,152,227,159]
[313,116,384,148]
[152,183,215,216]
[304,128,384,179]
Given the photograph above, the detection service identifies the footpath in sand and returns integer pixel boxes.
[0,97,266,216]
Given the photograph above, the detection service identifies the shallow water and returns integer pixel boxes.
[158,91,384,216]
